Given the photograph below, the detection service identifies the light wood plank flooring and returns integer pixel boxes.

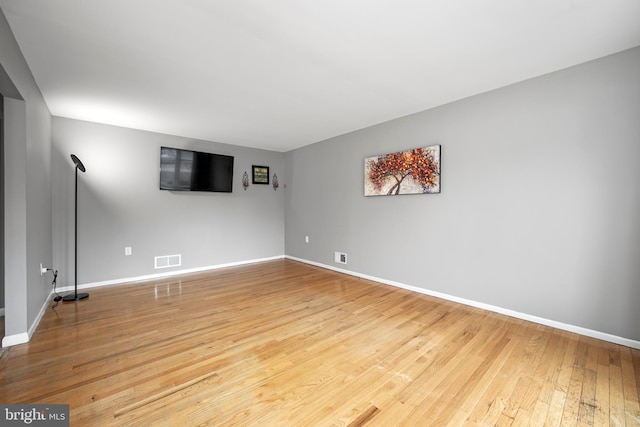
[1,260,638,426]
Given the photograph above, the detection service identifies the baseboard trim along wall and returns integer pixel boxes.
[2,332,29,348]
[2,256,284,348]
[7,254,638,350]
[2,287,55,348]
[286,256,640,350]
[56,255,285,293]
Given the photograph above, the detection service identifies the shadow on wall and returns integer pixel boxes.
[593,184,640,339]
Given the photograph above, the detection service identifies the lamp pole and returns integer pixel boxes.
[63,154,89,302]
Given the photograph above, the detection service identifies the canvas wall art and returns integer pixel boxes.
[364,145,441,196]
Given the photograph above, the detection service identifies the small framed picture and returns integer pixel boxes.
[252,165,270,184]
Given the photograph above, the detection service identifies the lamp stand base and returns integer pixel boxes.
[62,293,89,302]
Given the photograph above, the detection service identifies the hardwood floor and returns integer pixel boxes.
[1,259,638,426]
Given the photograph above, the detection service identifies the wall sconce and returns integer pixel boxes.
[273,173,279,191]
[242,171,249,190]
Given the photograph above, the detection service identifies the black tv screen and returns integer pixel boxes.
[160,147,234,192]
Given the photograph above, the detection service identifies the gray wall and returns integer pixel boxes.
[1,8,53,340]
[52,118,285,286]
[284,47,640,342]
[0,95,4,310]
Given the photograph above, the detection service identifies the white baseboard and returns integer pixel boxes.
[2,287,54,348]
[29,291,51,338]
[2,332,29,347]
[8,254,637,350]
[2,256,284,348]
[286,256,640,350]
[56,255,285,293]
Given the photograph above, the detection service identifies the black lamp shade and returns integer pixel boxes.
[71,154,86,172]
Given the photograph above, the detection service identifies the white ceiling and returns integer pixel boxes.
[1,0,639,152]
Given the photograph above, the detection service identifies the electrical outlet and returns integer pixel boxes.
[125,247,132,256]
[40,263,47,275]
[305,236,309,243]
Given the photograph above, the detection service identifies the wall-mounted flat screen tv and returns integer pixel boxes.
[160,147,234,192]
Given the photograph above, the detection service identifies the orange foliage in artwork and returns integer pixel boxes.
[366,146,440,195]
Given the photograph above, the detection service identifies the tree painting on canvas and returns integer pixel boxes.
[364,145,441,196]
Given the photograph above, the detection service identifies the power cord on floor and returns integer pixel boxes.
[48,268,63,309]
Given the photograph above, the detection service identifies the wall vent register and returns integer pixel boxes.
[154,254,182,269]
[334,252,348,265]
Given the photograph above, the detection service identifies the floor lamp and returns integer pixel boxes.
[63,154,89,301]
